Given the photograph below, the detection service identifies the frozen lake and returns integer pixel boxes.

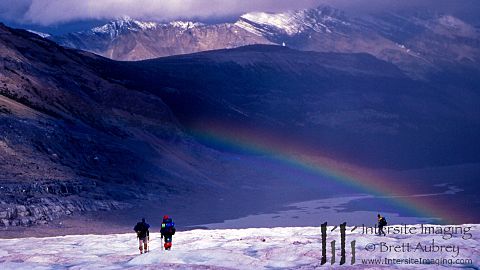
[200,195,436,229]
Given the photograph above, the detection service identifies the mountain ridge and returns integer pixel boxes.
[48,5,480,78]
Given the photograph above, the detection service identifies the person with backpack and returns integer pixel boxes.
[134,218,150,254]
[377,214,387,236]
[160,215,176,250]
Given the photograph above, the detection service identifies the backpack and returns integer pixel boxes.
[134,222,150,238]
[161,218,176,235]
[380,217,387,226]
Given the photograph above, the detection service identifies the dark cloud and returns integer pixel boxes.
[0,0,478,26]
[0,0,30,20]
[324,0,480,21]
[1,0,323,25]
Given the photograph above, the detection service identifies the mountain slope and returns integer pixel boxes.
[1,24,338,229]
[98,45,480,170]
[2,23,479,229]
[0,23,232,227]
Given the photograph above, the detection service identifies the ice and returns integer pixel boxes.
[199,196,437,229]
[0,225,478,269]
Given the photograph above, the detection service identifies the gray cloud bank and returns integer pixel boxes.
[0,0,479,26]
[0,0,323,25]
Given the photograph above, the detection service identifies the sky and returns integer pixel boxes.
[0,0,479,34]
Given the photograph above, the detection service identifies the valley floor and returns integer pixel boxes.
[0,225,478,269]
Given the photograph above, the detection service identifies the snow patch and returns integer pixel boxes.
[170,21,204,30]
[235,6,349,36]
[88,18,206,39]
[91,16,158,38]
[27,30,51,38]
[438,15,466,29]
[239,11,304,35]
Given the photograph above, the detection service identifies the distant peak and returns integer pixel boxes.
[89,18,207,36]
[91,17,158,37]
[236,5,348,36]
[169,21,204,30]
[111,16,158,30]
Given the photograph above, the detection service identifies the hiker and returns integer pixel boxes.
[377,214,387,236]
[134,218,150,254]
[160,215,176,250]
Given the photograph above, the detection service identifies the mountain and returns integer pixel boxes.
[1,23,479,229]
[49,6,480,77]
[0,23,337,229]
[51,16,272,61]
[100,45,480,170]
[234,6,480,77]
[0,23,241,228]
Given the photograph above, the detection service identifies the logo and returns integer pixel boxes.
[320,222,356,265]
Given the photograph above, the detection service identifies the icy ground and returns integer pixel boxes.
[0,225,478,269]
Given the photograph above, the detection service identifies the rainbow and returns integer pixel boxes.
[191,121,465,224]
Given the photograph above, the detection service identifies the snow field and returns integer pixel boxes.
[0,225,478,269]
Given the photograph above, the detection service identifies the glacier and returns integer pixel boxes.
[0,225,478,269]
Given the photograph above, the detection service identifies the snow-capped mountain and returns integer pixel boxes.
[49,5,480,77]
[88,16,203,39]
[234,6,480,77]
[90,16,159,38]
[51,16,271,61]
[235,6,349,36]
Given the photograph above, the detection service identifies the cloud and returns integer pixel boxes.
[322,0,480,14]
[1,0,479,26]
[0,0,31,20]
[9,0,323,25]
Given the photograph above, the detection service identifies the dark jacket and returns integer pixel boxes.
[134,221,150,239]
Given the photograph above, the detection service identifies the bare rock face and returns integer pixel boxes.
[0,180,126,227]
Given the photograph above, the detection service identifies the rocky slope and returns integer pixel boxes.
[0,23,229,227]
[0,24,342,229]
